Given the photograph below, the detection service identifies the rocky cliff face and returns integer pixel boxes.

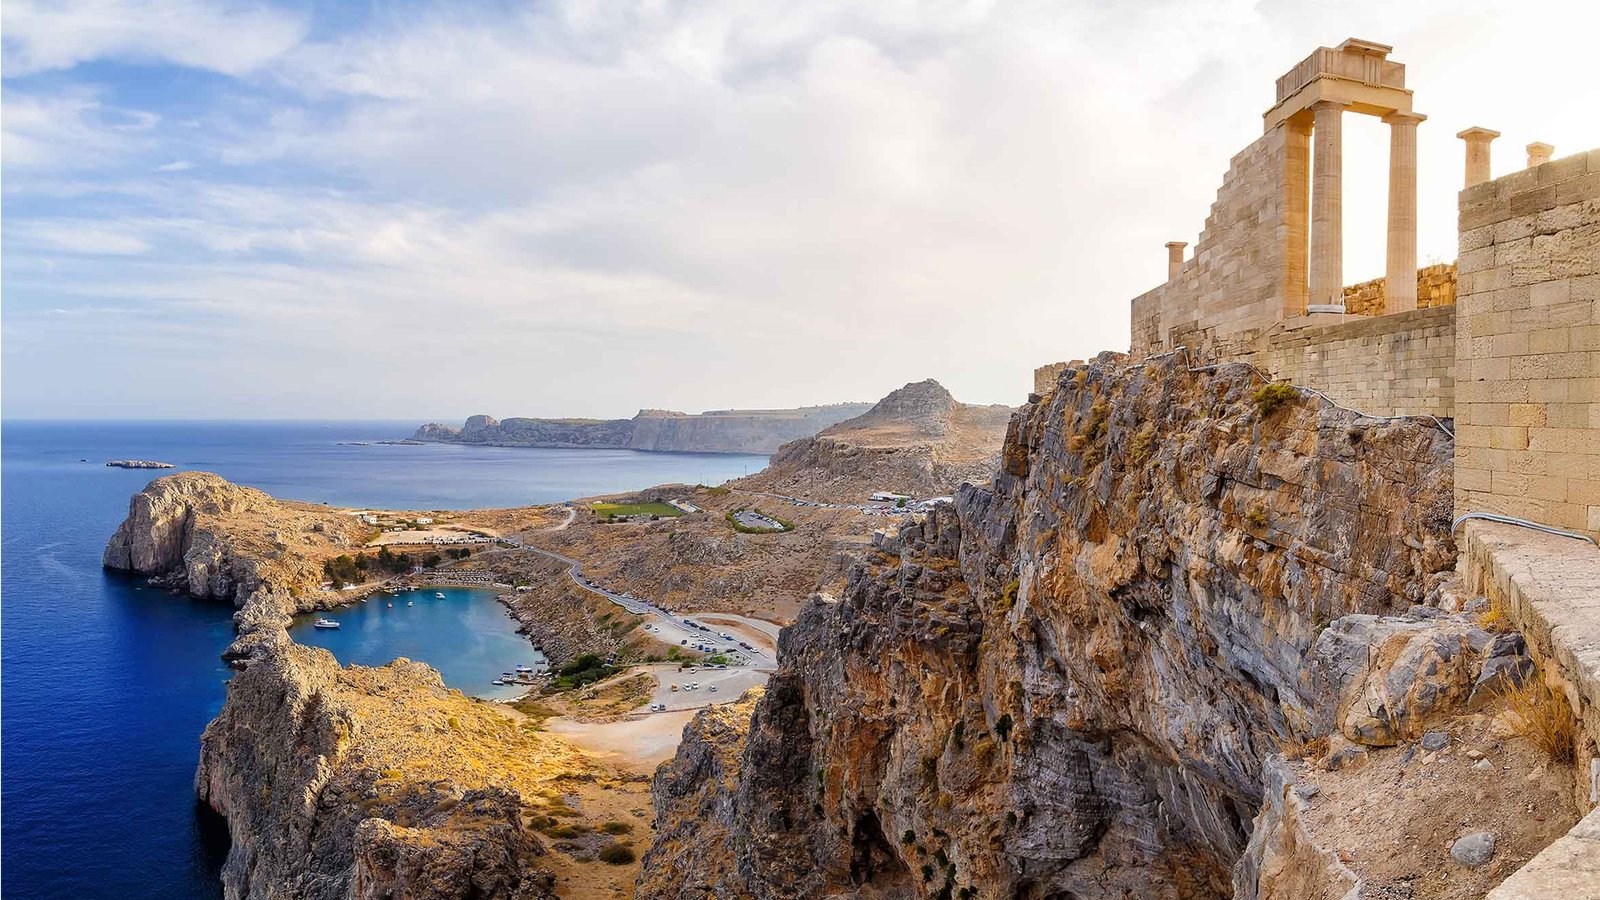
[412,404,874,454]
[733,379,1014,502]
[638,354,1461,899]
[197,643,586,900]
[103,471,372,658]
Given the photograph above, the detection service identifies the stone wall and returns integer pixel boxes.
[1342,262,1458,316]
[1240,305,1456,419]
[1454,148,1600,537]
[1131,126,1291,356]
[1032,361,1068,396]
[1460,521,1600,900]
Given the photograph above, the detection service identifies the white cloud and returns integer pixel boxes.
[4,0,1599,419]
[155,159,194,171]
[1,0,308,77]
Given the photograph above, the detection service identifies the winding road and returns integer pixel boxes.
[505,509,778,669]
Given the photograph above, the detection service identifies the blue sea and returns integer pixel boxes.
[0,421,766,900]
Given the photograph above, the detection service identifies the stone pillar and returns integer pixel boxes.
[1383,111,1425,314]
[1165,241,1187,280]
[1527,142,1554,168]
[1309,101,1345,311]
[1281,118,1311,318]
[1457,126,1500,187]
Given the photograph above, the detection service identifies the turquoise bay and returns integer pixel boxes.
[1,420,766,900]
[290,586,546,702]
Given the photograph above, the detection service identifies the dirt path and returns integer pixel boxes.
[544,711,699,771]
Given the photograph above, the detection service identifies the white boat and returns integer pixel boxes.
[313,618,340,630]
[435,592,445,599]
[490,678,505,685]
[407,600,414,607]
[514,664,534,674]
[386,602,393,608]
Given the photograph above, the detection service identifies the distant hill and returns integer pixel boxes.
[411,404,875,455]
[731,379,1014,501]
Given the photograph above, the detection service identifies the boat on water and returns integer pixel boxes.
[435,592,445,599]
[490,678,505,686]
[514,664,534,674]
[313,618,340,630]
[386,602,393,608]
[407,600,414,607]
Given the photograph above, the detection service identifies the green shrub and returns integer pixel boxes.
[902,829,917,845]
[1253,382,1298,416]
[597,842,636,865]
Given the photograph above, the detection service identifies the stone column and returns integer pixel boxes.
[1527,142,1554,168]
[1457,126,1500,187]
[1309,101,1345,311]
[1383,112,1425,315]
[1165,241,1187,280]
[1281,118,1311,318]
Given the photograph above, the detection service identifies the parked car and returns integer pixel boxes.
[709,685,718,693]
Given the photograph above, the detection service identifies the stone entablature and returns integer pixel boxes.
[1133,38,1429,363]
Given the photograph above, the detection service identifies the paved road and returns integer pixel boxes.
[730,487,916,518]
[506,533,777,669]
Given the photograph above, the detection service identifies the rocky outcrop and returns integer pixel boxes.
[733,379,1013,502]
[411,404,874,454]
[103,471,370,660]
[637,690,766,898]
[197,642,584,900]
[639,354,1460,899]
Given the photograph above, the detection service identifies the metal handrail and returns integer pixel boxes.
[1452,512,1599,547]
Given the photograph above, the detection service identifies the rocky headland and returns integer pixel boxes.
[413,403,874,455]
[731,378,1013,502]
[103,474,658,899]
[195,642,592,900]
[637,354,1581,898]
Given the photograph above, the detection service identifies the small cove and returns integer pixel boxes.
[289,586,546,701]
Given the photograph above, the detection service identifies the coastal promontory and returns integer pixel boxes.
[412,403,874,455]
[730,378,1013,501]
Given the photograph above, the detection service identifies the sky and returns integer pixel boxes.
[3,0,1597,421]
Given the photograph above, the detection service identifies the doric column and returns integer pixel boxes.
[1527,142,1554,168]
[1309,101,1345,311]
[1383,111,1425,314]
[1281,118,1311,318]
[1457,126,1500,187]
[1165,242,1187,280]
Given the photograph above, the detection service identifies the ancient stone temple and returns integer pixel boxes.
[1131,39,1430,357]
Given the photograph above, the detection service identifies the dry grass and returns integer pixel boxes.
[1500,670,1577,765]
[1282,734,1330,762]
[1476,598,1513,633]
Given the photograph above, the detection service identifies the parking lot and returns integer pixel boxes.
[647,664,770,711]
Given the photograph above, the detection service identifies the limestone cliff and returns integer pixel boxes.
[412,404,874,454]
[196,642,586,900]
[638,354,1463,898]
[732,379,1014,502]
[103,471,371,657]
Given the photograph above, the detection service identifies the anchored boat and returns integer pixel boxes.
[313,618,340,630]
